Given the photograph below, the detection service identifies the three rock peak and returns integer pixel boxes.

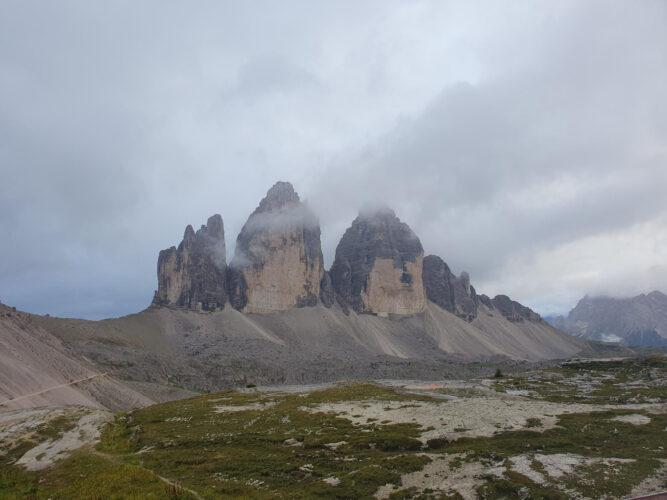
[152,181,540,323]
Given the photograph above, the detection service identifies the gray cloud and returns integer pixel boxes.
[1,1,666,318]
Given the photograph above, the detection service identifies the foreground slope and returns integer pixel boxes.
[2,358,664,499]
[0,303,152,412]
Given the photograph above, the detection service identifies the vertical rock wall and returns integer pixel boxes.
[228,182,326,313]
[148,179,541,324]
[330,208,426,316]
[152,214,227,311]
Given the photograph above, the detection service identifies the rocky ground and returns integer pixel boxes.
[31,301,587,395]
[0,406,111,471]
[0,356,664,499]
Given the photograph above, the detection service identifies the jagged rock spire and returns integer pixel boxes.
[152,214,227,311]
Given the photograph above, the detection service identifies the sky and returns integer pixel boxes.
[1,1,666,320]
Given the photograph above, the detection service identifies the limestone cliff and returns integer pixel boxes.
[152,214,227,311]
[422,255,479,321]
[228,182,326,313]
[330,208,426,316]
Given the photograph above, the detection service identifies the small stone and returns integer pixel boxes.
[322,477,340,486]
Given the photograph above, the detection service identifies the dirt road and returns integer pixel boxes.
[0,373,108,407]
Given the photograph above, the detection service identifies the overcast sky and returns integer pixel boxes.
[1,1,666,320]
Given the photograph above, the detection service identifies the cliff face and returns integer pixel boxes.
[228,182,326,313]
[148,181,545,327]
[330,208,426,316]
[422,255,479,321]
[152,214,227,311]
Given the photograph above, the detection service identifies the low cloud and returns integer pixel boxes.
[241,203,320,237]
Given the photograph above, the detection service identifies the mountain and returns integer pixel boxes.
[1,181,587,409]
[555,291,667,347]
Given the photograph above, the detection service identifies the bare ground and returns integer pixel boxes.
[304,395,665,443]
[0,406,112,470]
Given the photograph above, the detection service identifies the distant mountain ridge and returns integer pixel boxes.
[554,291,667,347]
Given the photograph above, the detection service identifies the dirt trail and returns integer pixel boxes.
[90,449,204,500]
[155,472,205,500]
[0,373,108,408]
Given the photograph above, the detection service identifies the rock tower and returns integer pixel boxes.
[152,214,227,311]
[329,208,426,316]
[228,182,327,313]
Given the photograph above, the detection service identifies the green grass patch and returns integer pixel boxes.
[0,452,196,499]
[2,368,664,499]
[88,383,435,498]
[444,410,666,460]
[494,356,666,404]
[562,459,662,498]
[476,470,569,499]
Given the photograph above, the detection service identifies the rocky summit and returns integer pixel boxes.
[152,214,227,311]
[330,208,426,316]
[149,181,547,326]
[228,181,326,313]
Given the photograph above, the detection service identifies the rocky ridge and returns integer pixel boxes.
[554,291,667,347]
[151,181,543,324]
[480,294,543,323]
[422,255,541,323]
